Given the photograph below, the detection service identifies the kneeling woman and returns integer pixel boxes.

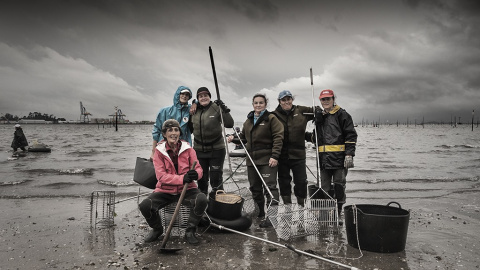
[139,119,207,245]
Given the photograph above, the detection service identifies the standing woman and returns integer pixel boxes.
[228,93,284,228]
[189,87,234,198]
[272,90,316,207]
[308,89,357,215]
[151,86,193,160]
[11,124,28,152]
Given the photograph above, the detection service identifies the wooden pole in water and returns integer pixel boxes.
[472,110,475,131]
[115,106,118,132]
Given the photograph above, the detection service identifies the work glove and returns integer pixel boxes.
[214,99,230,113]
[183,173,193,184]
[344,156,354,169]
[304,129,316,143]
[187,169,198,181]
[314,109,324,125]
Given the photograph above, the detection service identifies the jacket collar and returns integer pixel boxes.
[326,105,341,114]
[156,140,191,159]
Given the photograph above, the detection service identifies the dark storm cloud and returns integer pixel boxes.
[1,0,478,123]
[224,0,279,23]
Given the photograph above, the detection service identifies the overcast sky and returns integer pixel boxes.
[1,0,479,124]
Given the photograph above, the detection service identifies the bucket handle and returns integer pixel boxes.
[386,201,402,209]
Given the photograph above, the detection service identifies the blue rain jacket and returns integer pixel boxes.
[152,86,192,144]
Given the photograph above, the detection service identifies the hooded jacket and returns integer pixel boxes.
[315,105,357,169]
[152,86,193,144]
[189,101,234,152]
[152,140,203,194]
[272,104,314,160]
[239,110,284,166]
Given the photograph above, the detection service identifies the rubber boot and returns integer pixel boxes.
[328,184,335,198]
[282,195,292,204]
[184,215,201,245]
[185,226,199,245]
[337,203,344,215]
[256,201,265,218]
[259,217,273,228]
[260,203,276,228]
[296,196,305,207]
[144,227,163,243]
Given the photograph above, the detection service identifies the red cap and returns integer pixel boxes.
[319,89,335,99]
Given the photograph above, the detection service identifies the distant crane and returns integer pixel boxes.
[80,101,92,123]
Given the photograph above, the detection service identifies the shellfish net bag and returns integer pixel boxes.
[267,191,339,240]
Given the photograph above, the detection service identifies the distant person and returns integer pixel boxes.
[306,89,357,215]
[11,124,28,152]
[231,127,243,150]
[139,119,207,245]
[151,86,193,160]
[227,93,284,228]
[271,90,316,207]
[188,87,234,198]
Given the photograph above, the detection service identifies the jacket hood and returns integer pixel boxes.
[173,86,192,108]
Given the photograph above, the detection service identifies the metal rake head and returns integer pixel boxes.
[89,191,116,228]
[267,199,339,240]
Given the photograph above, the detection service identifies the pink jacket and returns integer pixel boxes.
[152,140,203,194]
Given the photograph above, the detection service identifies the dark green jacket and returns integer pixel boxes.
[239,111,284,166]
[190,102,234,152]
[272,105,314,160]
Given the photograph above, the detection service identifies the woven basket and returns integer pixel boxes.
[215,190,242,204]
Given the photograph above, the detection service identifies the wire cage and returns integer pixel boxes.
[89,191,116,228]
[160,203,190,237]
[267,198,339,240]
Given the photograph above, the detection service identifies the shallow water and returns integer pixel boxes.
[1,124,479,201]
[1,123,479,269]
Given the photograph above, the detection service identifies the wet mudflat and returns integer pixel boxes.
[1,190,479,270]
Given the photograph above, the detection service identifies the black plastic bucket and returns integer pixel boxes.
[345,202,409,253]
[207,197,244,221]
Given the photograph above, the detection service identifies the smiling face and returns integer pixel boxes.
[320,96,334,111]
[252,96,266,114]
[179,92,190,104]
[279,96,293,111]
[163,127,180,147]
[198,93,211,106]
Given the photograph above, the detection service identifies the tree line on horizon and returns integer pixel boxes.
[1,112,66,122]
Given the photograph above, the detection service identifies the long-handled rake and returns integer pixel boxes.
[210,222,360,270]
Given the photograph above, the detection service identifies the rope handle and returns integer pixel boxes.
[386,201,402,208]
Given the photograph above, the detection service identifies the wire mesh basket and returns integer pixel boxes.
[160,203,190,236]
[267,198,339,240]
[89,191,116,228]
